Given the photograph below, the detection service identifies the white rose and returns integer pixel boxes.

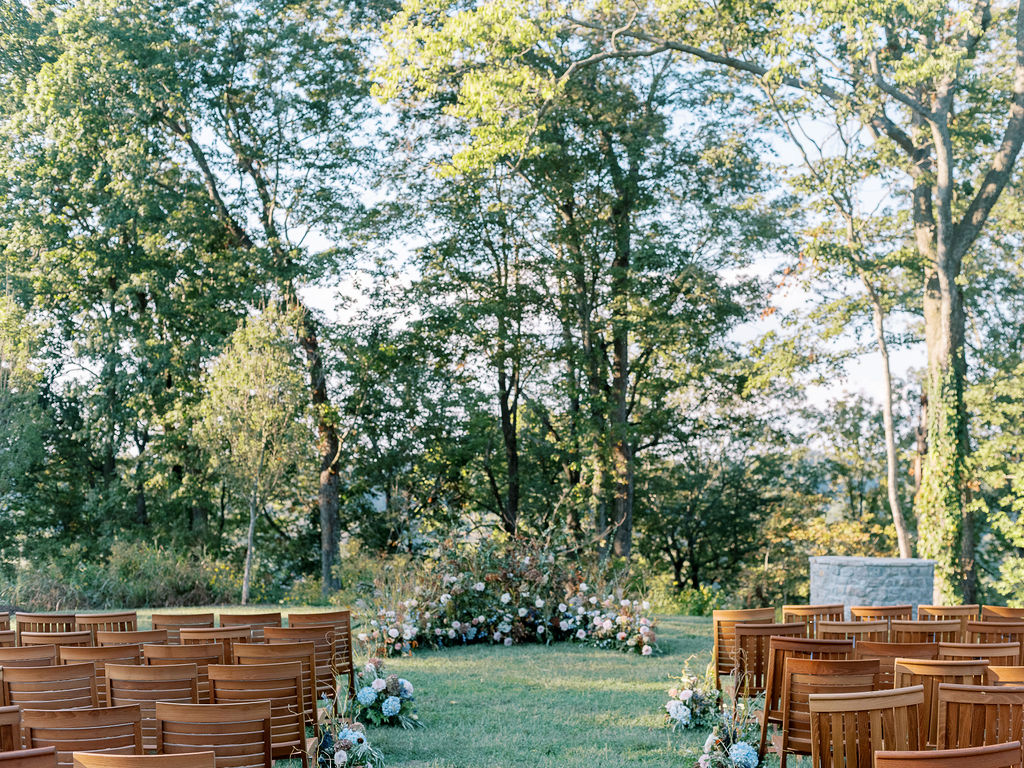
[357,633,368,642]
[474,582,485,591]
[535,598,544,608]
[620,599,631,607]
[558,603,567,612]
[537,625,545,634]
[334,750,348,767]
[576,629,587,640]
[503,637,513,646]
[559,620,570,631]
[440,594,451,604]
[447,629,456,638]
[641,601,650,611]
[579,583,588,592]
[518,607,528,617]
[388,628,399,638]
[452,620,461,630]
[493,631,502,642]
[371,678,387,692]
[500,592,511,604]
[679,689,694,701]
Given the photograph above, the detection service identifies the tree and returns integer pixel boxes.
[195,305,312,604]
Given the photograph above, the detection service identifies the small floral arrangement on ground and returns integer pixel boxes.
[315,709,385,768]
[355,538,657,657]
[350,658,421,729]
[666,657,721,730]
[693,682,763,768]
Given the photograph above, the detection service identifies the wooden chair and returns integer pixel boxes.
[855,641,939,686]
[734,622,805,696]
[936,683,1024,752]
[57,645,141,707]
[940,643,1021,665]
[0,706,20,751]
[231,642,317,730]
[21,633,91,649]
[892,620,961,644]
[73,753,215,768]
[264,626,336,704]
[783,605,846,638]
[217,614,280,643]
[286,611,355,697]
[758,637,855,758]
[983,607,1024,622]
[894,659,990,747]
[143,644,223,705]
[154,701,271,768]
[106,664,199,752]
[14,615,76,645]
[0,748,57,768]
[74,614,137,645]
[0,617,7,632]
[819,620,889,643]
[178,628,251,664]
[851,605,913,623]
[775,658,880,768]
[920,605,980,641]
[149,615,214,645]
[711,608,776,690]
[0,632,15,648]
[208,663,311,767]
[876,741,1023,768]
[809,685,924,768]
[97,631,167,648]
[968,622,1024,664]
[988,668,1024,687]
[21,705,142,768]
[0,646,57,668]
[1,663,98,710]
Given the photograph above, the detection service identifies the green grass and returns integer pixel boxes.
[364,616,713,768]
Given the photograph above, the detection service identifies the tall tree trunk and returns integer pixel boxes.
[242,497,257,605]
[496,365,519,535]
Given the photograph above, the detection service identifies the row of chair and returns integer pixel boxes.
[0,748,217,768]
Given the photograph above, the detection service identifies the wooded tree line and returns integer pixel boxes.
[2,0,1024,606]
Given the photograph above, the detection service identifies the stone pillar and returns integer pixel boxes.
[809,556,936,619]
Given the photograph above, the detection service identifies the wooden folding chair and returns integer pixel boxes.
[154,701,272,768]
[106,664,199,752]
[876,741,1023,768]
[988,668,1024,687]
[819,620,889,643]
[178,628,251,664]
[936,683,1024,752]
[264,626,336,705]
[711,608,776,690]
[733,622,805,696]
[1,663,98,710]
[58,646,141,706]
[983,607,1024,622]
[21,633,91,649]
[75,614,137,644]
[232,642,317,730]
[143,643,223,705]
[892,621,961,644]
[783,605,846,638]
[969,622,1024,664]
[96,631,167,648]
[218,614,280,643]
[758,637,855,758]
[774,658,879,768]
[894,659,990,747]
[0,632,15,648]
[73,753,215,768]
[287,611,355,697]
[208,662,312,767]
[0,706,20,751]
[0,747,57,768]
[149,615,214,645]
[920,605,979,641]
[14,615,76,645]
[0,646,57,668]
[940,643,1020,665]
[21,705,143,768]
[855,641,939,686]
[808,685,924,768]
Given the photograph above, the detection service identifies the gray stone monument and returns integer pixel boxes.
[809,556,936,619]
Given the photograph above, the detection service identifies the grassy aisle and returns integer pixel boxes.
[367,616,712,768]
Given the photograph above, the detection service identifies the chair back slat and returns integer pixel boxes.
[969,622,1024,664]
[73,752,216,768]
[983,607,1024,622]
[936,683,1024,755]
[263,626,336,703]
[15,615,76,644]
[734,623,805,696]
[75,614,138,644]
[0,646,57,668]
[808,685,924,768]
[989,668,1024,687]
[218,615,281,643]
[106,664,199,753]
[940,643,1021,665]
[154,701,272,768]
[178,629,251,665]
[143,644,224,705]
[21,704,143,768]
[57,645,141,706]
[287,611,355,697]
[21,633,92,649]
[819,621,890,643]
[1,663,98,710]
[711,608,775,690]
[854,642,939,687]
[97,631,168,648]
[783,605,846,638]
[876,740,1023,768]
[0,747,58,768]
[0,632,15,648]
[232,642,317,728]
[894,659,990,747]
[892,621,961,645]
[149,616,215,645]
[0,706,21,752]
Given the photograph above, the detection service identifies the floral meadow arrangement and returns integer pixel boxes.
[355,538,657,657]
[350,658,421,729]
[315,711,385,768]
[693,681,763,768]
[665,658,721,730]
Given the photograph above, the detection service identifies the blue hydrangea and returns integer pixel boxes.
[729,742,759,768]
[398,679,413,699]
[381,696,402,717]
[356,686,377,706]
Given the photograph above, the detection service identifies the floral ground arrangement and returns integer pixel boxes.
[356,539,658,657]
